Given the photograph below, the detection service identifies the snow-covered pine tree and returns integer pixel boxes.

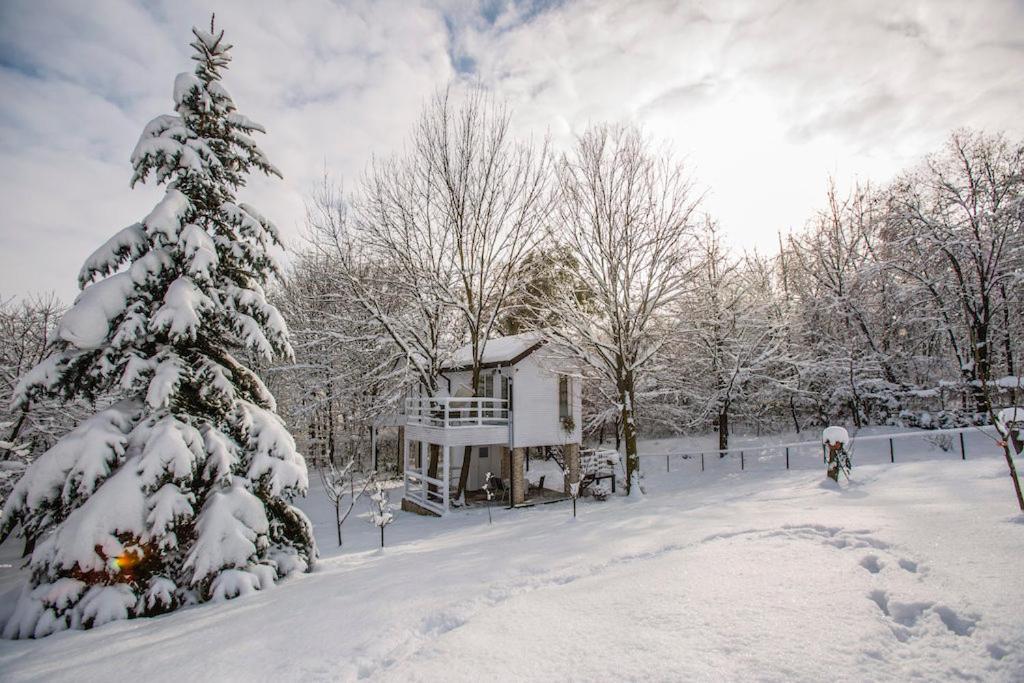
[0,18,315,638]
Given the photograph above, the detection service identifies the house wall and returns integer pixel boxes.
[449,444,504,492]
[434,349,582,449]
[509,351,582,448]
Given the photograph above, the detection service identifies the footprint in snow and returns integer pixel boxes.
[859,554,884,574]
[867,589,979,640]
[897,558,918,573]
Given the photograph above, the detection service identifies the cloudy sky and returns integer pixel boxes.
[1,0,1022,302]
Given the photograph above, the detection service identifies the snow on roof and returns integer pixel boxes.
[443,332,545,370]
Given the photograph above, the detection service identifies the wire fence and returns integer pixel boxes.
[639,425,1003,475]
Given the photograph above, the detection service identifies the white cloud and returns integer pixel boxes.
[1,0,1022,301]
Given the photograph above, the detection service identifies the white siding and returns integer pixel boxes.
[431,350,581,448]
[509,350,582,448]
[450,444,503,491]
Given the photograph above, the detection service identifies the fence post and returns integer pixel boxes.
[666,454,670,472]
[785,446,790,470]
[959,432,966,460]
[889,438,894,463]
[741,450,745,470]
[701,453,705,472]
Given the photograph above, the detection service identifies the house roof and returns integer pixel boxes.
[441,332,546,372]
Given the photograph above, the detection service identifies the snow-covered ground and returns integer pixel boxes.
[0,431,1021,681]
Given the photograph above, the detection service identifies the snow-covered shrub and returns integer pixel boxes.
[822,426,852,482]
[482,471,495,524]
[925,433,954,452]
[369,482,394,548]
[0,19,314,638]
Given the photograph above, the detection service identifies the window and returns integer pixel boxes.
[501,375,511,416]
[479,446,489,459]
[483,374,495,418]
[559,375,570,418]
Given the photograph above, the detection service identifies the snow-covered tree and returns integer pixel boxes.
[0,422,30,509]
[886,130,1024,417]
[272,176,415,475]
[0,295,86,523]
[545,124,700,495]
[672,219,787,452]
[318,456,375,546]
[993,408,1024,512]
[356,89,551,500]
[369,482,394,548]
[0,19,314,638]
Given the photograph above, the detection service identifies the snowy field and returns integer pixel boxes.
[0,432,1021,682]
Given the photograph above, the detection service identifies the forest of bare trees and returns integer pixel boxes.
[268,109,1022,481]
[3,95,1021,499]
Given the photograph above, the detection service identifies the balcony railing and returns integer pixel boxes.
[404,397,509,428]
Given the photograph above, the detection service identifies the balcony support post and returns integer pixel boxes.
[442,444,450,513]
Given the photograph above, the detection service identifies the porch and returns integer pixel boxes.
[402,396,510,516]
[403,448,572,516]
[404,396,510,448]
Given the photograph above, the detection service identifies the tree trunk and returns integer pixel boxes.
[1001,284,1016,405]
[397,426,405,474]
[1,404,29,460]
[1001,443,1024,512]
[619,380,641,495]
[335,501,342,546]
[999,426,1024,512]
[718,405,729,454]
[971,322,992,416]
[455,366,483,499]
[326,383,336,465]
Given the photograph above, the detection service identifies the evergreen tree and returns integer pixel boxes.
[0,18,315,638]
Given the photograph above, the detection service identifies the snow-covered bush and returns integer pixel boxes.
[924,433,954,452]
[0,19,314,639]
[822,426,852,482]
[482,471,495,524]
[369,482,394,548]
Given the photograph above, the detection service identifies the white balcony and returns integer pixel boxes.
[403,397,510,448]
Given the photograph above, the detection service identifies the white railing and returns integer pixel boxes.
[403,467,448,515]
[404,397,509,428]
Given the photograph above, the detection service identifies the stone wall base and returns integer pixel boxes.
[401,497,441,517]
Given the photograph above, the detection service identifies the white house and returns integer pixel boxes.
[401,332,583,516]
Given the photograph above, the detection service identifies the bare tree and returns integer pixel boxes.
[307,175,452,400]
[544,124,700,495]
[0,295,66,456]
[354,89,552,500]
[318,456,376,546]
[885,130,1024,416]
